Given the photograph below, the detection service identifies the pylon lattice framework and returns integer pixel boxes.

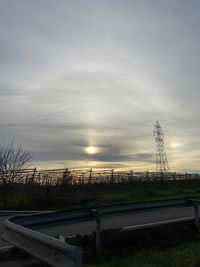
[153,121,169,172]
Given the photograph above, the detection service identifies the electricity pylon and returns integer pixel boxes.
[153,121,169,172]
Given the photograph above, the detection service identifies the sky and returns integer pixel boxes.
[0,0,200,172]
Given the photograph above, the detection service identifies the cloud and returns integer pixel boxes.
[0,1,200,171]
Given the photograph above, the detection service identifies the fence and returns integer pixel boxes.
[0,168,199,186]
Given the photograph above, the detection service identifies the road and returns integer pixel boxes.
[34,206,195,238]
[0,201,197,247]
[0,200,197,267]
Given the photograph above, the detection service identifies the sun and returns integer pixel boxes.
[171,142,179,149]
[85,146,97,154]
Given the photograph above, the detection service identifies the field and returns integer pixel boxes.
[1,170,200,210]
[1,170,200,266]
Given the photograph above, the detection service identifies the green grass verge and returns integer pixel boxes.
[85,242,200,267]
[1,180,200,210]
[68,220,200,266]
[1,189,200,211]
[57,190,200,211]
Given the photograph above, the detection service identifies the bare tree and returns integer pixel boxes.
[0,142,32,208]
[62,168,73,185]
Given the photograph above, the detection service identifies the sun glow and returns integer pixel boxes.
[171,142,179,149]
[85,146,98,154]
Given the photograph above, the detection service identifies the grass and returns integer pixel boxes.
[3,242,200,267]
[1,179,200,210]
[1,190,200,211]
[66,221,200,267]
[50,181,200,211]
[2,180,200,266]
[56,190,200,212]
[85,242,200,267]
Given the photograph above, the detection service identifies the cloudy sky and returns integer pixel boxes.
[0,0,200,171]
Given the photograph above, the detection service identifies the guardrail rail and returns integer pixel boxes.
[2,197,200,266]
[3,218,82,267]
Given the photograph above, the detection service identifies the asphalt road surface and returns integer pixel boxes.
[0,205,197,248]
[35,206,195,238]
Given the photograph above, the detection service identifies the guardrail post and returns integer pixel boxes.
[90,209,101,262]
[194,203,200,231]
[187,199,200,231]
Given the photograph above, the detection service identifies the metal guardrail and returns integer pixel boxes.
[0,210,54,216]
[2,197,200,266]
[3,219,82,267]
[5,198,192,228]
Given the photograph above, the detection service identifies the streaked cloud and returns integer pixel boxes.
[1,1,200,171]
